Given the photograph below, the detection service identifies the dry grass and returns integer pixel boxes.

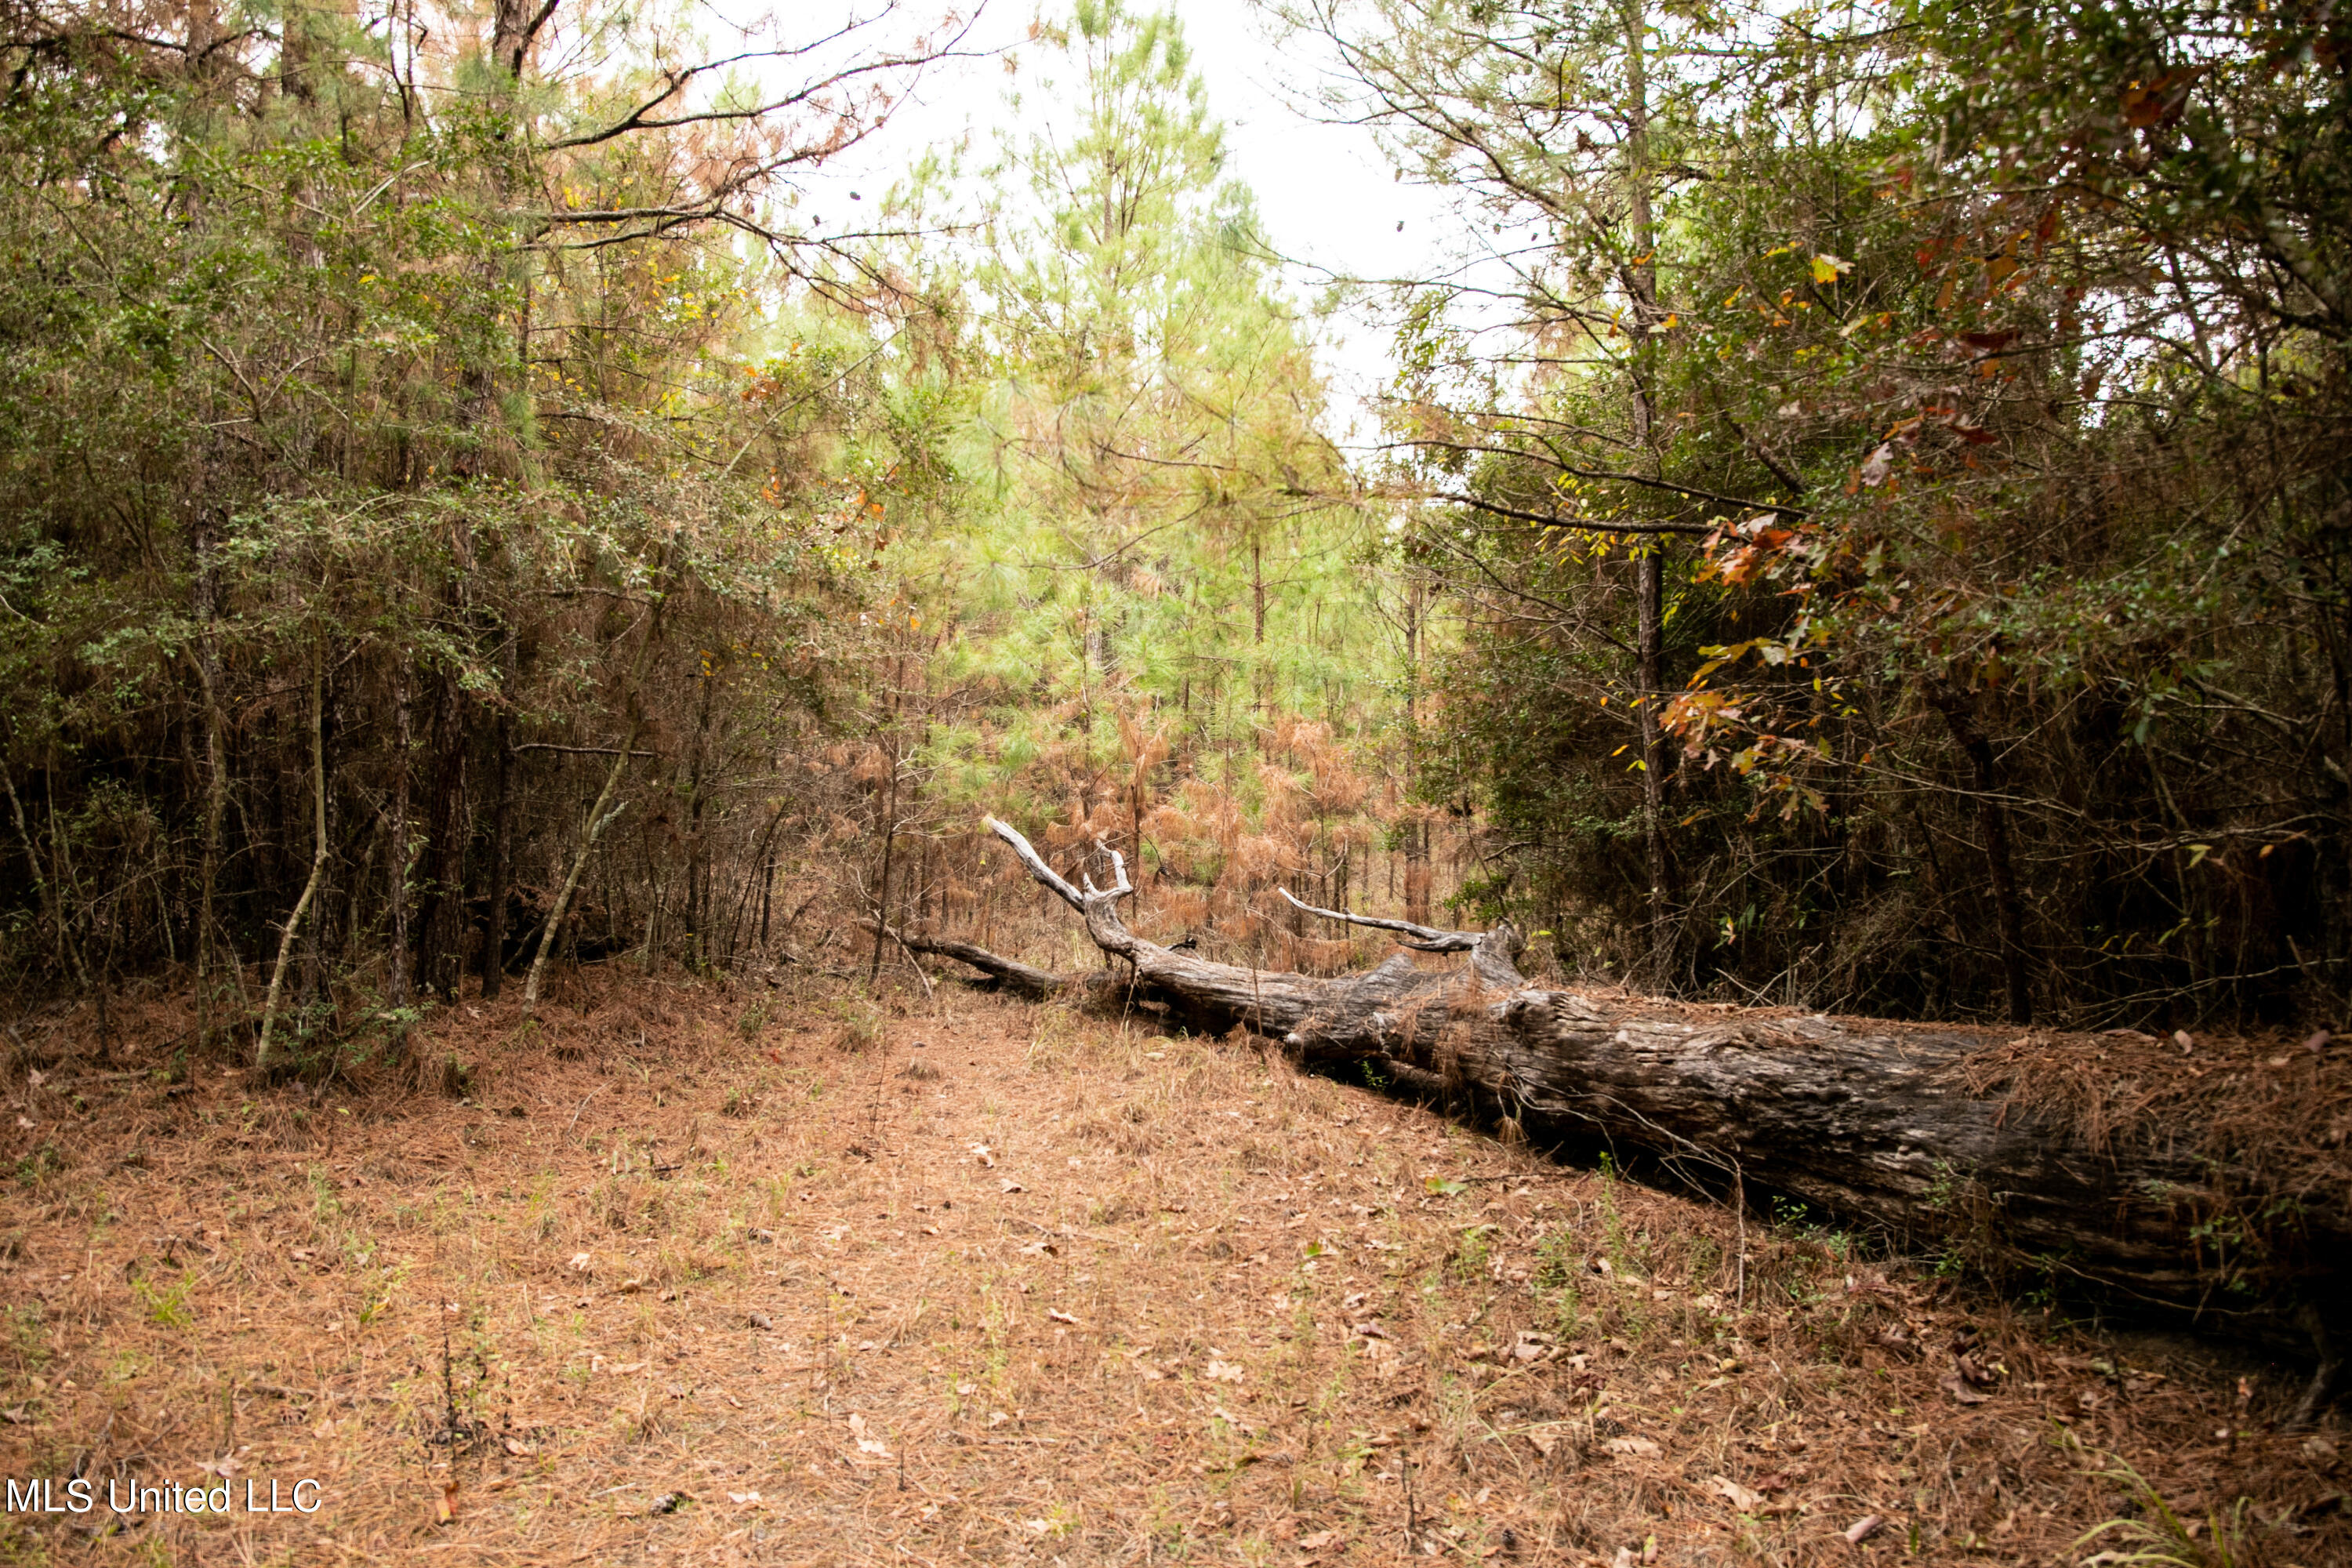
[1,970,2347,1566]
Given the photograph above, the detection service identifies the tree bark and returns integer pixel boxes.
[938,815,2344,1346]
[480,681,516,1000]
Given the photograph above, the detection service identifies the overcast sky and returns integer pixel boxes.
[771,0,1468,434]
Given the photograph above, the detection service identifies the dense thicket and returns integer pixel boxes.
[0,0,961,1065]
[1298,0,2350,1028]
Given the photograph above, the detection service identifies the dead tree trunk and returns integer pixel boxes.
[956,815,2347,1348]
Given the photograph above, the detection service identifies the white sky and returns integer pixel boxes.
[775,0,1468,434]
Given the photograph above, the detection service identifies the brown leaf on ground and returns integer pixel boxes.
[1707,1475,1764,1512]
[1940,1368,1992,1404]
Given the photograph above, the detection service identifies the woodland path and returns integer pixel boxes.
[0,975,2342,1565]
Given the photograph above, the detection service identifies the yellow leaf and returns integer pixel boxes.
[1810,253,1850,284]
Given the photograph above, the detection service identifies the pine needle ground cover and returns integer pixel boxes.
[2,976,2344,1566]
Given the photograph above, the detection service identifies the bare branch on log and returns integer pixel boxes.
[855,917,1067,1001]
[983,816,1087,913]
[1277,885,1483,953]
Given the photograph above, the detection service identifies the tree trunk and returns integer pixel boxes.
[480,685,515,1000]
[1635,546,1671,983]
[257,655,330,1070]
[1930,683,2034,1025]
[412,673,470,1000]
[939,815,2344,1348]
[387,675,414,1027]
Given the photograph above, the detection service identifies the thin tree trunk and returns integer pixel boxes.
[192,512,231,1047]
[1620,0,1674,987]
[1931,684,2034,1025]
[1636,547,1671,982]
[868,746,903,989]
[412,671,470,998]
[480,676,515,1000]
[1402,572,1432,927]
[1,750,72,984]
[684,670,715,967]
[257,656,330,1069]
[867,656,908,988]
[524,727,637,1012]
[388,675,414,1029]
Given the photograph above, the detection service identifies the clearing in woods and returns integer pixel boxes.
[1,973,2343,1566]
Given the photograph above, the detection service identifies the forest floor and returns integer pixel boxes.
[1,966,2347,1567]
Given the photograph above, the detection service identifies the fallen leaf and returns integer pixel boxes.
[1844,1513,1886,1544]
[1940,1369,1991,1405]
[1047,1309,1079,1325]
[503,1436,537,1457]
[1523,1429,1558,1458]
[567,1252,593,1273]
[1298,1528,1341,1550]
[1206,1359,1244,1384]
[968,1142,996,1167]
[1603,1436,1661,1458]
[1020,1239,1058,1256]
[727,1490,764,1505]
[1000,1178,1025,1193]
[434,1483,459,1525]
[1708,1475,1765,1512]
[749,1311,774,1330]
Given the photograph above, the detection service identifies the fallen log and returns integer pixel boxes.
[956,816,2348,1370]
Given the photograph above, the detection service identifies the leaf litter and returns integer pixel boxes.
[0,968,2343,1564]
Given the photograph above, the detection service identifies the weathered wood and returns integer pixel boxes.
[955,816,2347,1345]
[855,917,1073,1002]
